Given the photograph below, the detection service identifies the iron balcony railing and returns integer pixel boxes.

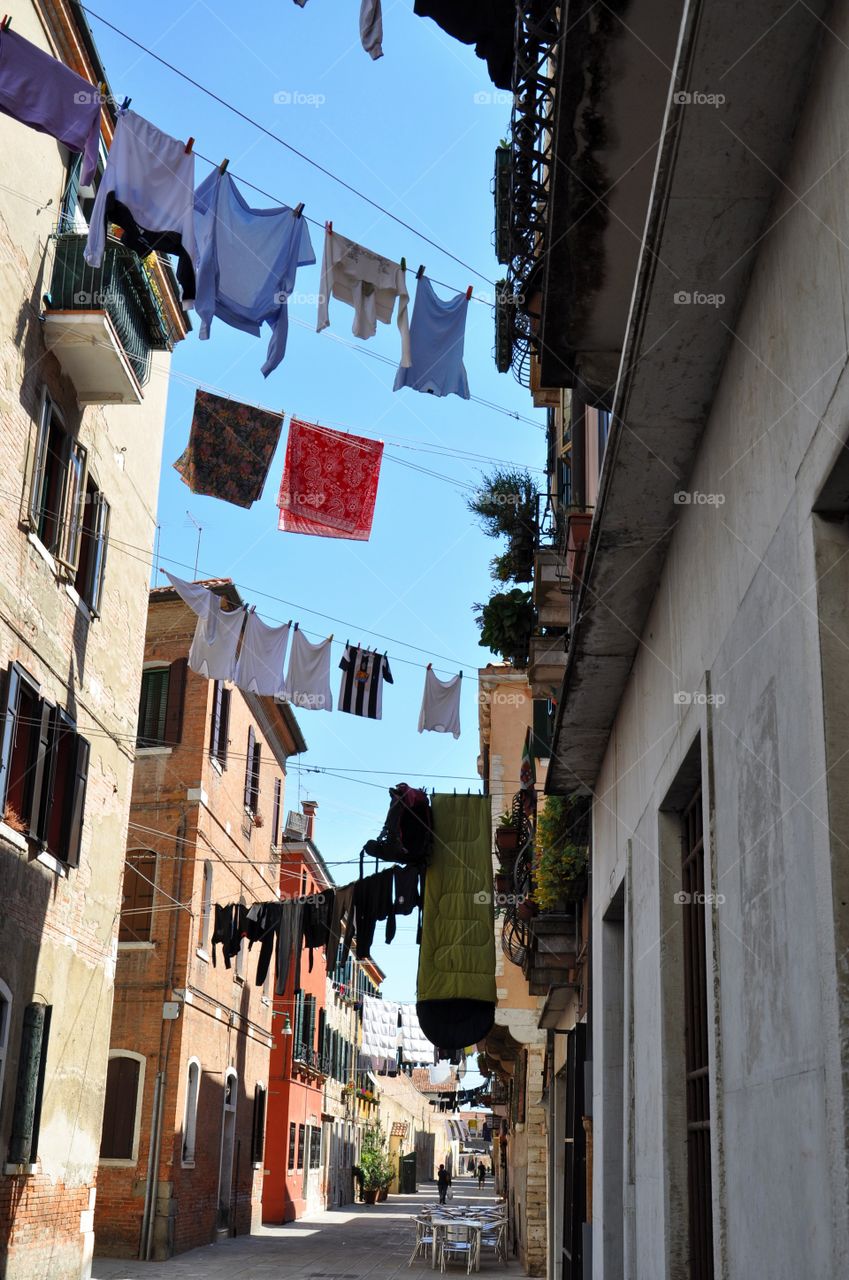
[293,1043,331,1075]
[48,232,175,387]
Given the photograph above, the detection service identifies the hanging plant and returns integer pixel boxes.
[474,589,534,667]
[467,468,539,585]
[533,795,591,911]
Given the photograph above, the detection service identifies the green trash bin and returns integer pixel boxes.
[399,1152,417,1193]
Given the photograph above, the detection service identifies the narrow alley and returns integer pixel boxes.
[91,1182,520,1280]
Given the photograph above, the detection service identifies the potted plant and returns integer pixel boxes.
[359,1122,392,1204]
[517,893,538,922]
[533,795,590,910]
[494,810,521,858]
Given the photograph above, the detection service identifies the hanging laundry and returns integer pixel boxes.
[363,783,433,867]
[361,994,400,1064]
[283,626,333,711]
[416,793,496,1050]
[234,612,291,696]
[278,418,384,541]
[317,226,411,366]
[418,667,462,738]
[193,170,315,376]
[343,867,395,958]
[84,110,197,302]
[302,891,334,971]
[393,276,470,399]
[360,0,383,58]
[393,863,424,943]
[275,898,305,996]
[164,572,245,681]
[338,645,393,719]
[173,389,284,510]
[400,1003,435,1065]
[0,28,101,187]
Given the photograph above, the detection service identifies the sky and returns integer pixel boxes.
[86,1,545,1007]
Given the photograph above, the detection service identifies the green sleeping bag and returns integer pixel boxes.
[416,794,496,1049]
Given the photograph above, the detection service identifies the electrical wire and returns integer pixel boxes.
[76,2,497,287]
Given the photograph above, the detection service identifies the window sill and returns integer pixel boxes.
[0,822,29,852]
[135,746,173,757]
[27,531,58,574]
[196,948,210,964]
[210,756,224,775]
[37,849,69,878]
[118,941,155,951]
[4,1162,38,1177]
[65,583,93,622]
[181,1159,196,1169]
[99,1158,137,1168]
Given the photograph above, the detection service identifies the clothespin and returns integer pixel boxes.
[99,81,107,99]
[328,633,334,643]
[219,157,229,174]
[294,621,299,632]
[294,202,305,219]
[400,257,407,273]
[1,15,11,30]
[427,662,432,671]
[416,265,426,281]
[120,97,131,111]
[465,286,473,301]
[185,137,194,155]
[327,221,333,235]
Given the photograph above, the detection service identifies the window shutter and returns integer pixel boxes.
[28,396,52,529]
[294,989,303,1051]
[64,732,90,868]
[271,778,281,846]
[219,688,231,767]
[89,495,110,615]
[28,701,55,844]
[164,658,187,745]
[251,739,261,814]
[0,664,22,813]
[119,853,155,942]
[251,1085,267,1164]
[100,1056,140,1159]
[57,441,87,572]
[244,726,255,810]
[210,682,222,756]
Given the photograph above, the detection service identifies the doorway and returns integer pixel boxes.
[217,1070,238,1231]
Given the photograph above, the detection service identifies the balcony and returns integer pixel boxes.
[292,1044,330,1078]
[528,629,568,699]
[523,906,581,996]
[533,547,570,630]
[42,232,174,405]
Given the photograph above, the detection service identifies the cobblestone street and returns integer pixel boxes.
[92,1181,523,1280]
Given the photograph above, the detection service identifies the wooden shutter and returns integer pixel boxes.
[100,1055,140,1159]
[210,682,222,756]
[27,701,55,845]
[89,494,110,615]
[163,658,187,746]
[251,1085,267,1164]
[244,726,255,810]
[119,853,156,942]
[28,394,52,529]
[251,739,261,814]
[63,732,90,868]
[219,688,231,767]
[271,778,281,845]
[0,664,21,813]
[57,440,87,572]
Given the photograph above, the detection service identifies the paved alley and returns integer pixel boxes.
[91,1180,523,1280]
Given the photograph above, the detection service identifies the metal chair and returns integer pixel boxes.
[478,1218,507,1266]
[440,1223,477,1274]
[409,1216,436,1266]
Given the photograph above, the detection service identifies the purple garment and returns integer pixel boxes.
[0,29,100,186]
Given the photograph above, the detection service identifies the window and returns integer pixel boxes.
[251,1084,267,1165]
[182,1058,200,1164]
[271,777,282,846]
[7,1002,51,1165]
[136,659,186,748]
[297,1123,305,1169]
[598,408,611,463]
[118,851,156,942]
[0,662,90,866]
[73,480,110,613]
[209,681,231,766]
[198,861,213,951]
[0,980,11,1113]
[243,725,261,815]
[309,1125,321,1169]
[681,787,714,1279]
[288,1121,297,1170]
[100,1051,144,1162]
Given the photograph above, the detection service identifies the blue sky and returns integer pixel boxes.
[89,1,544,1004]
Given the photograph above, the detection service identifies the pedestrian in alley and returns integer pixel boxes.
[437,1164,451,1205]
[477,1161,486,1188]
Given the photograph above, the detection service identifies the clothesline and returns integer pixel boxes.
[77,3,497,289]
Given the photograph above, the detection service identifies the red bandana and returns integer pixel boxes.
[277,418,383,540]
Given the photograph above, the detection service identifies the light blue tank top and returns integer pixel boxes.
[393,276,470,399]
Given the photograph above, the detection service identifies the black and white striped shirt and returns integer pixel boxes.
[338,645,393,719]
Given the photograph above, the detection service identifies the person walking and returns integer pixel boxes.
[477,1161,486,1188]
[437,1164,451,1205]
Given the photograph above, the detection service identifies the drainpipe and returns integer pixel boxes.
[140,1071,163,1258]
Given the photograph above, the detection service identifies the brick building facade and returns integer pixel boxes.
[0,4,186,1277]
[93,583,306,1260]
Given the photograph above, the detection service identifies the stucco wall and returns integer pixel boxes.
[590,9,849,1278]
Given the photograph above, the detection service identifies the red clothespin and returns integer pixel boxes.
[326,221,333,235]
[465,285,473,300]
[219,157,229,174]
[427,662,432,671]
[416,265,426,280]
[185,137,194,155]
[294,202,305,219]
[1,16,12,30]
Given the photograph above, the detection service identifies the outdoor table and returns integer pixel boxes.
[430,1217,483,1271]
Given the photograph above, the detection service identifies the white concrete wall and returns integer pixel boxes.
[591,6,849,1278]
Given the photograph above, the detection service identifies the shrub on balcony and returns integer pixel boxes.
[468,468,539,585]
[474,588,534,667]
[534,795,591,911]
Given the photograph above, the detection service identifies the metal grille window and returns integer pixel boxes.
[309,1125,322,1169]
[297,1123,305,1169]
[681,788,714,1280]
[288,1121,297,1170]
